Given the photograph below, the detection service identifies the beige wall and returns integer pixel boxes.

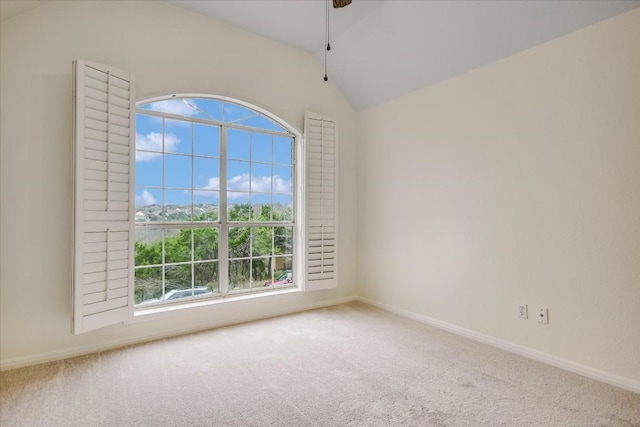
[0,1,358,366]
[357,8,640,382]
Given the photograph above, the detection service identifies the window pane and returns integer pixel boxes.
[135,266,162,304]
[135,153,162,186]
[164,229,192,264]
[252,227,273,257]
[164,190,191,222]
[228,128,250,160]
[252,163,272,193]
[229,259,250,291]
[251,193,272,221]
[229,227,250,259]
[227,160,250,190]
[194,261,219,294]
[188,98,223,122]
[164,154,192,188]
[251,132,271,163]
[224,103,256,123]
[164,119,192,155]
[273,165,292,193]
[135,189,162,223]
[274,256,293,279]
[135,229,163,266]
[275,226,293,255]
[136,114,163,152]
[194,123,219,157]
[194,157,219,190]
[266,259,293,288]
[274,136,293,165]
[194,228,219,261]
[272,194,292,221]
[193,192,218,222]
[228,195,250,221]
[135,187,161,208]
[252,257,270,287]
[165,264,192,293]
[280,257,293,271]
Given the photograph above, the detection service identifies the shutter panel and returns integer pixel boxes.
[72,60,135,334]
[304,112,338,291]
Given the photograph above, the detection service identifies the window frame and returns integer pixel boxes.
[133,94,304,309]
[72,60,338,334]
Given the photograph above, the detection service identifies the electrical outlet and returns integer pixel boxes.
[518,304,528,319]
[538,308,548,324]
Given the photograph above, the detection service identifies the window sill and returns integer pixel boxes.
[130,286,302,323]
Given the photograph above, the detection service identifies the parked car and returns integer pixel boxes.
[264,270,293,287]
[162,287,213,301]
[139,286,213,305]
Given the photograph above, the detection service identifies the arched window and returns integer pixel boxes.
[72,61,337,333]
[134,96,299,305]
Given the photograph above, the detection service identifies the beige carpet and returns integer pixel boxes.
[1,302,639,426]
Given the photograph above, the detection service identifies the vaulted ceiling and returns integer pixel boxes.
[169,0,640,110]
[3,0,639,111]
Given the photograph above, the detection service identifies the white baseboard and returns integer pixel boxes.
[0,295,357,371]
[354,296,640,394]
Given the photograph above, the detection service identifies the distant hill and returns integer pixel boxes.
[135,202,291,223]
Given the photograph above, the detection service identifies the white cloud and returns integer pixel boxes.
[272,175,292,193]
[192,177,220,199]
[193,174,291,199]
[196,177,220,193]
[135,190,157,206]
[135,132,180,161]
[228,174,251,192]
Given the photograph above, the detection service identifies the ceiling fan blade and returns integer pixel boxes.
[333,0,352,8]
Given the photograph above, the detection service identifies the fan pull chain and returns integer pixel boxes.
[324,0,330,82]
[327,0,331,52]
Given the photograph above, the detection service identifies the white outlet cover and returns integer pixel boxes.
[518,304,528,319]
[538,308,549,324]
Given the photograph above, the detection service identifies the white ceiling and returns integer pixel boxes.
[170,0,640,110]
[4,1,639,110]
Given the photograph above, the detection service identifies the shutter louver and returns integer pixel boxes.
[72,60,135,334]
[304,112,338,291]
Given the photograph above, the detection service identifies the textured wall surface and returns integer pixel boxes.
[357,9,640,382]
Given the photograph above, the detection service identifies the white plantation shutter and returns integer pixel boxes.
[304,112,338,291]
[72,60,135,334]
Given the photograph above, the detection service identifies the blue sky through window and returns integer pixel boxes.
[134,98,293,215]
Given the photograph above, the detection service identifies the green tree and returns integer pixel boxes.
[135,202,291,301]
[135,240,162,268]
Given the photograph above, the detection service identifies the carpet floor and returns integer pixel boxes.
[1,302,639,426]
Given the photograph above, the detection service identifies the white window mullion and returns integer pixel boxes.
[219,125,229,295]
[191,229,195,291]
[190,123,195,291]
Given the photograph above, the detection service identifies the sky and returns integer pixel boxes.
[134,98,294,211]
